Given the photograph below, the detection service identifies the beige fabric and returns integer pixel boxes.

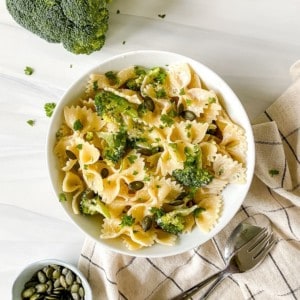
[78,61,300,300]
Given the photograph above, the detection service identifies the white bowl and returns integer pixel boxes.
[46,50,255,257]
[12,259,92,299]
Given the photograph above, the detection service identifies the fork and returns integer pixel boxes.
[171,227,277,300]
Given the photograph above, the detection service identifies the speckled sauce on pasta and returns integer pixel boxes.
[54,63,247,250]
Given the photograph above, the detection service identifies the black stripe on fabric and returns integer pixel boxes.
[285,126,300,138]
[80,253,118,285]
[212,237,225,265]
[268,188,297,239]
[245,286,264,300]
[144,252,198,300]
[116,257,136,276]
[241,205,250,217]
[255,140,282,145]
[264,111,300,164]
[269,253,298,300]
[87,242,96,282]
[146,258,183,291]
[264,205,295,213]
[281,159,287,188]
[194,249,221,270]
[245,284,256,300]
[278,286,300,297]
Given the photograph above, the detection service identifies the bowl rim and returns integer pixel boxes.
[12,258,92,299]
[46,49,255,257]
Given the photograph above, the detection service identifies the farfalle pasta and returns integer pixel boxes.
[54,63,247,250]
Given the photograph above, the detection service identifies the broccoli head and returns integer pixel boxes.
[150,206,198,235]
[100,129,128,164]
[80,190,110,218]
[173,146,213,188]
[95,90,138,122]
[6,0,110,54]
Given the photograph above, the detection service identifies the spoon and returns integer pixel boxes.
[171,214,274,300]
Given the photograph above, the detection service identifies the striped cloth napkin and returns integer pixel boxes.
[78,61,300,300]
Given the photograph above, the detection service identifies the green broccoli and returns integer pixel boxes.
[172,146,213,188]
[100,130,128,164]
[125,66,147,91]
[95,90,138,123]
[6,0,110,54]
[150,206,198,235]
[80,190,110,218]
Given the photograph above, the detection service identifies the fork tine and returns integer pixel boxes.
[248,231,272,255]
[253,235,277,261]
[238,227,268,251]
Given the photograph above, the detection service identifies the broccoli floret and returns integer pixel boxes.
[100,130,128,164]
[173,146,213,188]
[151,206,198,235]
[95,90,138,123]
[173,168,213,188]
[125,66,147,91]
[6,0,110,54]
[80,191,110,218]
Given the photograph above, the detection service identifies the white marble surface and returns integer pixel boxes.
[1,0,300,298]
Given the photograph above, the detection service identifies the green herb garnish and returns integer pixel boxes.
[44,102,56,118]
[24,66,34,75]
[73,119,83,131]
[269,169,279,177]
[27,119,35,126]
[120,215,135,227]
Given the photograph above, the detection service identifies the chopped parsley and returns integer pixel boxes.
[27,119,35,126]
[269,169,279,177]
[76,144,83,150]
[179,88,185,95]
[208,97,216,104]
[120,215,135,227]
[59,192,67,202]
[156,88,167,98]
[73,119,83,131]
[93,81,98,91]
[193,207,206,217]
[85,132,94,141]
[44,102,56,117]
[127,155,138,164]
[24,66,34,75]
[186,99,192,106]
[105,71,119,85]
[160,114,174,127]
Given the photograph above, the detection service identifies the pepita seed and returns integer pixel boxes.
[53,278,61,288]
[45,267,54,279]
[65,150,77,160]
[22,287,36,298]
[52,269,61,279]
[71,293,80,300]
[35,283,48,293]
[37,271,47,283]
[177,103,184,115]
[62,268,69,275]
[78,286,85,297]
[169,199,184,206]
[100,168,109,179]
[76,276,82,284]
[71,283,80,293]
[141,215,153,232]
[181,110,196,121]
[128,181,144,191]
[24,280,39,289]
[66,270,75,286]
[46,280,53,293]
[136,147,152,156]
[144,97,155,112]
[29,293,41,300]
[60,275,67,288]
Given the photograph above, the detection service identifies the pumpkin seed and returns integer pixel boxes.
[37,271,47,283]
[71,283,80,293]
[78,286,85,297]
[141,215,152,231]
[128,181,144,191]
[177,103,184,115]
[100,168,109,179]
[53,278,61,288]
[24,280,39,289]
[181,110,196,121]
[65,270,75,286]
[29,293,41,300]
[60,275,67,288]
[35,283,48,293]
[136,147,153,156]
[169,199,184,206]
[22,287,36,298]
[46,280,53,293]
[65,150,76,160]
[52,269,61,279]
[45,267,54,279]
[62,268,69,275]
[71,293,80,300]
[144,97,155,112]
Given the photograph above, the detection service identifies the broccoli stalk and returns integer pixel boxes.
[172,146,213,188]
[80,191,110,218]
[6,0,110,54]
[150,206,198,235]
[95,90,138,123]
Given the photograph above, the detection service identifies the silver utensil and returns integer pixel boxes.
[171,219,277,300]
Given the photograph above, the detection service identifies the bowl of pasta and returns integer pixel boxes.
[47,50,255,257]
